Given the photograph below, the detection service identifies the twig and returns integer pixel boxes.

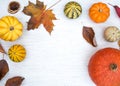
[47,0,61,10]
[108,3,114,6]
[2,54,4,59]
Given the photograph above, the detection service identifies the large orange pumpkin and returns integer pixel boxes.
[89,2,110,23]
[88,48,120,86]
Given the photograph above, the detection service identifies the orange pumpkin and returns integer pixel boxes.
[88,48,120,86]
[89,2,110,23]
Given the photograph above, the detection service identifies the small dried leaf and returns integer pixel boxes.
[108,3,120,18]
[5,76,25,86]
[82,26,97,47]
[0,59,9,80]
[118,40,120,48]
[0,44,6,54]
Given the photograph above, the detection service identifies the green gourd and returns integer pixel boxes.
[64,1,82,19]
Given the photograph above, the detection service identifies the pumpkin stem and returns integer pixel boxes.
[110,63,117,71]
[99,9,103,12]
[10,26,14,31]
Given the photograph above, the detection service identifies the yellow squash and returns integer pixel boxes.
[8,44,26,62]
[0,16,23,41]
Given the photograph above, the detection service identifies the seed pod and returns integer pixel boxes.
[64,1,82,19]
[104,26,120,42]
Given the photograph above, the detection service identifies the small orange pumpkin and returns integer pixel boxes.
[89,2,110,23]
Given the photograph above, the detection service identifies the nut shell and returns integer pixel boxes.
[8,1,20,14]
[104,26,120,42]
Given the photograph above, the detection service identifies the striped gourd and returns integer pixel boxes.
[64,1,82,19]
[8,44,26,62]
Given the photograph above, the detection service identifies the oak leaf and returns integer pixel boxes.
[23,0,57,34]
[5,76,25,86]
[82,26,97,47]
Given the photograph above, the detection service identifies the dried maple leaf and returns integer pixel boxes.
[0,44,6,54]
[82,26,97,47]
[5,76,25,86]
[23,0,57,34]
[0,59,9,80]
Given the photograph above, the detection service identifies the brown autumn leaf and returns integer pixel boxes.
[0,59,9,80]
[0,44,6,54]
[5,76,25,86]
[23,0,57,34]
[82,26,97,47]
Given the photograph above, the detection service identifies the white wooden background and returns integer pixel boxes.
[0,0,120,86]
